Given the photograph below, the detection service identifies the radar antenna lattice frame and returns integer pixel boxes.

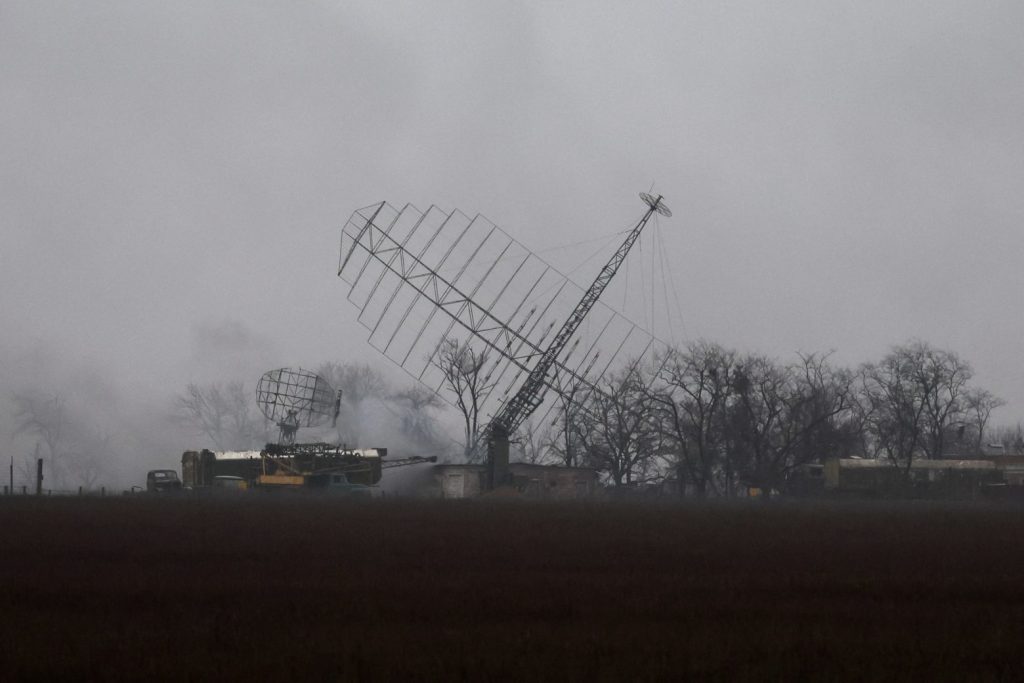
[337,192,673,460]
[256,367,339,445]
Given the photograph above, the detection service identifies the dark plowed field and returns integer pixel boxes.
[2,497,1023,681]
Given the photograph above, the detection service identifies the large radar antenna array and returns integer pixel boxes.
[256,367,341,445]
[337,191,673,470]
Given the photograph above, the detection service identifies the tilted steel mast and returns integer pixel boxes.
[479,192,671,446]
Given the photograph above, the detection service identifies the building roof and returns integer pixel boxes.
[209,450,263,460]
[911,459,996,470]
[194,447,385,460]
[833,458,996,470]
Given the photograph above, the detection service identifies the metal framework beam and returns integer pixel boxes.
[339,206,604,401]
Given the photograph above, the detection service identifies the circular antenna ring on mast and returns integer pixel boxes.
[640,192,672,217]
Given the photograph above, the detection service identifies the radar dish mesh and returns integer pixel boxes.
[337,201,670,433]
[256,368,335,427]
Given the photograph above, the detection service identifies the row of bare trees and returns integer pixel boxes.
[648,344,861,495]
[175,381,267,450]
[7,340,1010,492]
[10,392,111,489]
[434,337,1009,495]
[550,344,861,494]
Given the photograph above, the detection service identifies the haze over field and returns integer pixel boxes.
[2,1,1023,485]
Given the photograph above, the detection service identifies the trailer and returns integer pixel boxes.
[179,445,435,495]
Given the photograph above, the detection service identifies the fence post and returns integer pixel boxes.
[101,486,105,497]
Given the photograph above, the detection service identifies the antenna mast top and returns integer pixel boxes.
[640,192,672,217]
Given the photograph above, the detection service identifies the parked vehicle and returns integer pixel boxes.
[146,469,183,493]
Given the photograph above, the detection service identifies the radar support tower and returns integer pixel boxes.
[477,193,671,460]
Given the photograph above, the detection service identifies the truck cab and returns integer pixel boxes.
[146,469,183,493]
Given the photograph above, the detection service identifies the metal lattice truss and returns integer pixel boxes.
[256,367,336,428]
[337,201,669,438]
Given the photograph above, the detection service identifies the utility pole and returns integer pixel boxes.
[8,454,12,496]
[35,443,43,496]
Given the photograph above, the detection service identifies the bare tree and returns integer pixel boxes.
[14,454,36,491]
[545,383,588,467]
[989,422,1024,453]
[515,417,556,465]
[432,339,496,460]
[575,365,661,488]
[786,353,861,466]
[12,392,70,488]
[317,362,388,445]
[176,383,227,448]
[728,356,788,494]
[65,428,111,490]
[859,341,974,473]
[962,388,1005,454]
[13,393,65,456]
[12,392,116,489]
[909,342,973,460]
[860,354,929,475]
[650,341,738,497]
[175,381,264,450]
[318,362,388,405]
[389,384,446,454]
[730,353,856,496]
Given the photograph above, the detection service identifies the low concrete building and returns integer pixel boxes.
[427,462,599,500]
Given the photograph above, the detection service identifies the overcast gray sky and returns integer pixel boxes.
[3,0,1024,425]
